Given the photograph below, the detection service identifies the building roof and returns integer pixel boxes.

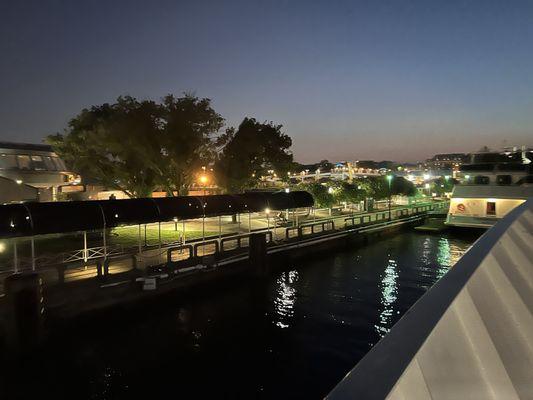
[0,141,54,152]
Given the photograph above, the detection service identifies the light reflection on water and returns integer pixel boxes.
[7,232,479,400]
[375,258,399,337]
[273,270,299,328]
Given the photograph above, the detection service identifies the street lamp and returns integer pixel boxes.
[386,175,393,221]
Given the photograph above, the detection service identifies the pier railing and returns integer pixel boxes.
[0,201,444,292]
[327,199,532,400]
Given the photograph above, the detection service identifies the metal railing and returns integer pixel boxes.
[328,200,532,400]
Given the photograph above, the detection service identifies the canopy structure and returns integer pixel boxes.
[0,191,314,239]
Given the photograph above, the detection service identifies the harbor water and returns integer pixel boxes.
[2,230,479,399]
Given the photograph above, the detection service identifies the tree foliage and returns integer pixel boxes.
[390,176,417,196]
[431,176,457,196]
[47,94,224,197]
[297,182,335,208]
[214,118,293,193]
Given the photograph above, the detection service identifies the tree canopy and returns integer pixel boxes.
[214,118,293,193]
[297,182,335,208]
[47,94,224,197]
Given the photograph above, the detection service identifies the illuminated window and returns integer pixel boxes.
[0,154,17,169]
[486,202,496,216]
[16,155,32,170]
[31,155,46,170]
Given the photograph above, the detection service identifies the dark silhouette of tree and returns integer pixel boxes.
[390,176,417,196]
[297,182,335,208]
[214,118,293,193]
[47,94,223,197]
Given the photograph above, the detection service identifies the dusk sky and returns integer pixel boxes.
[1,0,532,163]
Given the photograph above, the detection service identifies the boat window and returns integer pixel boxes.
[30,155,46,170]
[0,154,18,169]
[486,201,496,216]
[496,175,512,185]
[52,157,67,171]
[43,156,57,171]
[474,175,490,184]
[16,155,33,170]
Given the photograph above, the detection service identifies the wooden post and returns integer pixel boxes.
[249,233,268,277]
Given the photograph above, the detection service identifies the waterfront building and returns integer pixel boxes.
[0,141,81,203]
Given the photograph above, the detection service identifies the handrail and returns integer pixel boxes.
[327,200,532,399]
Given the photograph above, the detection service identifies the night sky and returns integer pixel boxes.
[1,0,532,162]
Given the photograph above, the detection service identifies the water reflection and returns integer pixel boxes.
[273,270,298,329]
[375,258,399,337]
[436,237,465,278]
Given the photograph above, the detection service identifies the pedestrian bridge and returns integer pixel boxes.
[328,199,533,399]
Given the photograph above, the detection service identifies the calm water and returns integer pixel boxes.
[3,231,478,399]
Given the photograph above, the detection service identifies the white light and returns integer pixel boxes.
[424,183,430,189]
[173,217,178,222]
[15,180,22,185]
[423,174,430,181]
[285,188,290,193]
[114,214,119,218]
[328,187,334,194]
[265,208,271,215]
[0,242,5,253]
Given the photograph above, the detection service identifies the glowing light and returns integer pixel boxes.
[284,188,290,193]
[423,174,430,181]
[199,175,208,184]
[424,183,430,189]
[265,208,270,215]
[15,180,23,185]
[0,242,5,253]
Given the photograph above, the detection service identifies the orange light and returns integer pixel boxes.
[199,175,208,184]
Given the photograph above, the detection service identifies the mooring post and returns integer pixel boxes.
[249,232,268,277]
[4,272,44,352]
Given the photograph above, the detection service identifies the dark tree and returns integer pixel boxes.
[390,176,417,196]
[297,182,335,208]
[214,118,293,193]
[48,94,224,197]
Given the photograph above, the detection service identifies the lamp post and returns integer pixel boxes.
[265,208,271,236]
[199,174,208,253]
[386,175,393,221]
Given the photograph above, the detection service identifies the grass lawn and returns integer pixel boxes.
[0,225,216,264]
